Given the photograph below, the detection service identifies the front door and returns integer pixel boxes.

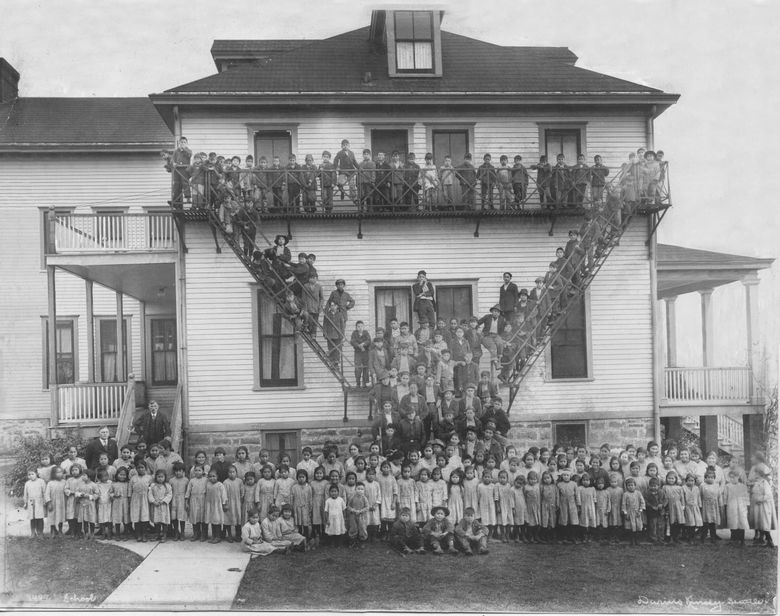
[435,284,473,324]
[370,129,409,158]
[150,318,177,386]
[375,286,413,332]
[254,131,292,164]
[98,318,129,382]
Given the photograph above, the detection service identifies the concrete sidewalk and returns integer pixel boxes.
[100,539,250,610]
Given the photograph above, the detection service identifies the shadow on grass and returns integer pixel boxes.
[234,540,777,613]
[1,536,143,608]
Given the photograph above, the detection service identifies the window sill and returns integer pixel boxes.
[252,385,306,392]
[544,377,595,383]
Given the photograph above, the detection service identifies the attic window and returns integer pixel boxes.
[394,11,433,72]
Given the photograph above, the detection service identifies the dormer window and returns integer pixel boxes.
[384,9,443,78]
[394,11,433,72]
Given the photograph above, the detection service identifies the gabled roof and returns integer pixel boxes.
[657,244,774,299]
[0,97,172,152]
[163,27,669,97]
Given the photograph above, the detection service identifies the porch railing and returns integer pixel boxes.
[47,211,177,254]
[169,159,671,215]
[717,414,744,449]
[169,382,184,454]
[57,380,128,423]
[114,375,137,447]
[664,366,753,404]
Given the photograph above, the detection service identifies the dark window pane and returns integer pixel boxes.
[375,287,412,333]
[554,423,587,449]
[413,12,433,38]
[436,285,472,324]
[395,11,414,38]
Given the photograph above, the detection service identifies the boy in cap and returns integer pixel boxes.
[423,506,458,554]
[319,151,335,211]
[389,507,425,554]
[477,306,506,371]
[411,271,436,328]
[455,507,489,554]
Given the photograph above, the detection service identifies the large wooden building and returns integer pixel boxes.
[0,10,771,463]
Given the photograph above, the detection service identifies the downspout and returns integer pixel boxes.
[646,105,657,150]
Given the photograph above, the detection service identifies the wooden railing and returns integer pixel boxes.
[114,375,137,447]
[169,382,184,454]
[718,414,744,449]
[57,379,129,423]
[664,367,753,404]
[47,211,177,253]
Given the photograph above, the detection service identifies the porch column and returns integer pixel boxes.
[139,301,147,384]
[664,296,678,367]
[85,280,95,382]
[116,292,125,382]
[742,413,765,466]
[699,288,715,367]
[698,415,719,455]
[47,265,58,426]
[743,273,761,399]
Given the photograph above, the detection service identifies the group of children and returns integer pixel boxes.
[166,136,667,215]
[24,438,775,557]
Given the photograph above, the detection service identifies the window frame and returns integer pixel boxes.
[537,123,588,162]
[367,278,479,333]
[41,315,79,389]
[251,286,304,391]
[552,420,589,449]
[394,11,434,73]
[245,124,299,162]
[387,10,443,78]
[545,289,593,381]
[262,430,301,468]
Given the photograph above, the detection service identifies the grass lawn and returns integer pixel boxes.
[235,539,777,613]
[1,536,143,608]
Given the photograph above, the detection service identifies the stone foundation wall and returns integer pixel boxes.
[183,418,654,464]
[184,426,374,463]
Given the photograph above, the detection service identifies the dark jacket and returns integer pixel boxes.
[85,437,119,469]
[133,411,171,447]
[477,313,506,336]
[498,282,519,313]
[411,280,436,313]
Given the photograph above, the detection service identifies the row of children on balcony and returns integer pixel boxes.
[170,135,661,213]
[25,440,773,549]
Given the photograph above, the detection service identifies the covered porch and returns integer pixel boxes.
[44,210,183,446]
[657,243,774,461]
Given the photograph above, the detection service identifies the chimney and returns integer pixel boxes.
[0,58,20,103]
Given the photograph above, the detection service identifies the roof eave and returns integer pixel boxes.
[150,91,680,107]
[0,143,171,153]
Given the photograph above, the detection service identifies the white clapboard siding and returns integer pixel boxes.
[181,110,646,167]
[0,154,168,418]
[184,217,652,426]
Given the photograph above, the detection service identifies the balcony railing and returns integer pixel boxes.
[56,381,128,423]
[664,366,753,404]
[169,159,671,216]
[47,211,177,254]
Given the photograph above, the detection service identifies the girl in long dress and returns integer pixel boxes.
[109,466,131,540]
[44,466,67,536]
[185,465,208,541]
[129,462,152,541]
[724,469,750,544]
[751,464,776,547]
[204,469,228,544]
[323,484,346,546]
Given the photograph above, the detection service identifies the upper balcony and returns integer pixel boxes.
[45,210,177,256]
[174,160,672,229]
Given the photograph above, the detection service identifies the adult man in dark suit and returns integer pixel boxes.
[133,400,171,446]
[498,272,519,321]
[411,270,436,327]
[85,425,119,469]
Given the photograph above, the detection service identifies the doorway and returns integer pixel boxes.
[370,129,409,158]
